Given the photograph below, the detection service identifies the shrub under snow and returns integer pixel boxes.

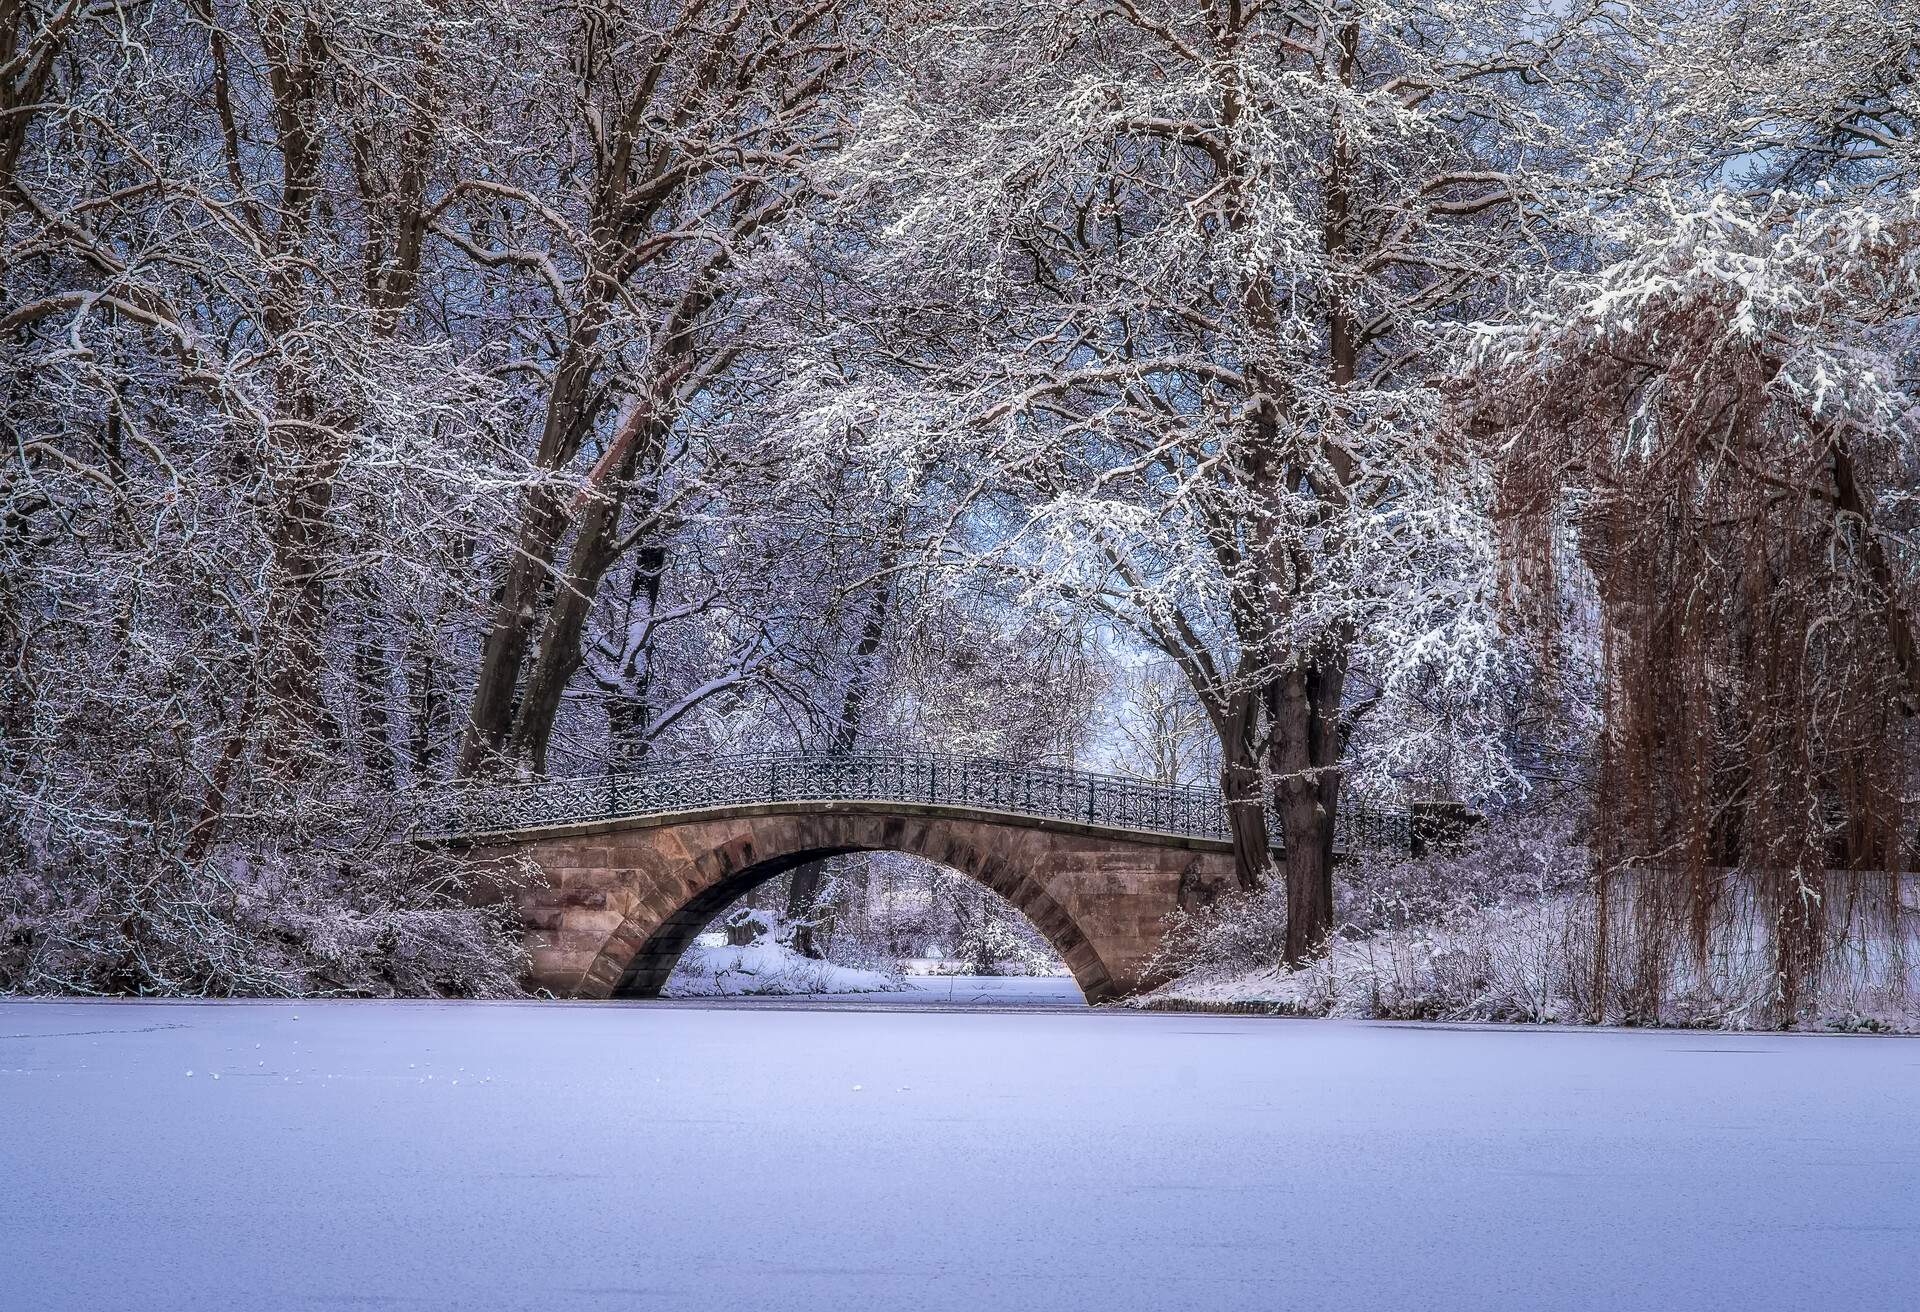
[1137,815,1920,1032]
[0,840,528,999]
[663,939,909,997]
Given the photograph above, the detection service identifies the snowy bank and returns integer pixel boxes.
[1133,893,1920,1033]
[663,940,909,997]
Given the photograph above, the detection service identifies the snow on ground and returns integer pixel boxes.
[3,1000,1918,1312]
[661,940,907,997]
[1135,897,1920,1032]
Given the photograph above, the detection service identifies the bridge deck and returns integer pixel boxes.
[428,751,1416,854]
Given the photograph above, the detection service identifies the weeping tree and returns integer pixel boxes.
[1472,194,1920,1022]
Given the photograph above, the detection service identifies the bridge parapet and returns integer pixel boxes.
[428,749,1416,854]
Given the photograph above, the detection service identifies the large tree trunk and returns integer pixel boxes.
[509,385,683,773]
[248,16,329,768]
[508,474,635,774]
[456,323,607,776]
[460,267,705,778]
[603,545,670,769]
[1268,15,1363,970]
[1217,685,1273,892]
[1272,653,1350,968]
[230,5,439,792]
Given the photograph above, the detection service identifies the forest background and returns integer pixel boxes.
[5,0,1918,1027]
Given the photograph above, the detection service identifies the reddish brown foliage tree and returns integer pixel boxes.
[1472,197,1920,1023]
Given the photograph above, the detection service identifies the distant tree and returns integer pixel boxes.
[1111,662,1216,789]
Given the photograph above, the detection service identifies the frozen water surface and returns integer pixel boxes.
[3,997,1917,1311]
[667,972,1089,1009]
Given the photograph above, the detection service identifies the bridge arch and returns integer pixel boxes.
[459,800,1245,1003]
[590,809,1110,1000]
[436,751,1419,1002]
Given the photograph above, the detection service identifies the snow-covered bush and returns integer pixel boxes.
[663,939,908,997]
[940,880,1059,976]
[1139,811,1920,1031]
[1337,814,1591,936]
[0,836,527,999]
[1143,888,1590,1024]
[1143,813,1592,1019]
[1143,882,1292,986]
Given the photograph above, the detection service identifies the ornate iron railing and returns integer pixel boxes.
[423,750,1418,855]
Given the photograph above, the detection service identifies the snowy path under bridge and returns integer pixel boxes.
[4,999,1916,1312]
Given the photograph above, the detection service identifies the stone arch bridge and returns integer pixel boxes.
[431,752,1425,1003]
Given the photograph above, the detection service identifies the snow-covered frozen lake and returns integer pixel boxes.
[4,999,1917,1311]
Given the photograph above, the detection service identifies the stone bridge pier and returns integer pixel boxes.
[456,801,1242,1003]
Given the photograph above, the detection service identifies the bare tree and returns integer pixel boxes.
[1111,661,1215,789]
[787,0,1622,960]
[450,0,868,778]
